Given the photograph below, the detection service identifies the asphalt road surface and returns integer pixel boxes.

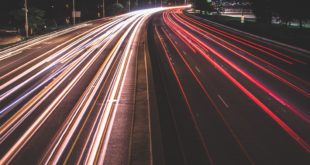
[0,7,170,164]
[1,6,309,165]
[148,9,310,165]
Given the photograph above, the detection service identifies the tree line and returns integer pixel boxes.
[193,0,309,28]
[250,0,309,27]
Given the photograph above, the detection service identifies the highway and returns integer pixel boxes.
[1,5,309,165]
[0,7,172,164]
[148,9,310,165]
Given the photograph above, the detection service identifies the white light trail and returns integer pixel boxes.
[0,5,191,164]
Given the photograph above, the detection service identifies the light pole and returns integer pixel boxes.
[102,0,105,17]
[72,0,76,25]
[24,0,29,38]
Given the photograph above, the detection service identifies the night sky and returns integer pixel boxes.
[0,0,118,23]
[0,0,182,25]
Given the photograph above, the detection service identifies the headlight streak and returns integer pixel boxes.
[0,24,90,61]
[0,15,135,146]
[0,14,137,143]
[1,16,125,95]
[0,40,104,143]
[0,64,66,116]
[40,15,141,164]
[1,15,124,78]
[0,15,132,137]
[0,14,137,115]
[86,11,164,165]
[0,5,190,164]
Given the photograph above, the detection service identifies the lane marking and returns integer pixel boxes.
[144,43,153,165]
[217,94,229,108]
[195,66,200,73]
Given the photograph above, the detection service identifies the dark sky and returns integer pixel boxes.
[0,0,176,13]
[0,0,111,15]
[0,0,123,24]
[0,0,101,24]
[0,0,182,25]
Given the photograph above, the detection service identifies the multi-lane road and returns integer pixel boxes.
[0,7,171,164]
[1,5,309,165]
[148,9,309,165]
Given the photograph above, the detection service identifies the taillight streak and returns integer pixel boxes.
[169,13,310,123]
[163,11,310,152]
[155,26,214,165]
[178,13,310,87]
[181,14,307,65]
[161,27,254,164]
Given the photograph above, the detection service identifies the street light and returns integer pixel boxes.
[135,0,138,8]
[102,0,105,17]
[24,0,29,38]
[72,0,76,25]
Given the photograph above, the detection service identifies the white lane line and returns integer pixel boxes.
[217,94,229,108]
[195,66,200,73]
[144,44,153,165]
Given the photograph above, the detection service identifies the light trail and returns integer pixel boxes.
[0,16,127,97]
[0,23,91,61]
[155,26,215,165]
[160,27,254,164]
[171,12,310,123]
[166,11,310,124]
[178,14,310,87]
[180,14,307,65]
[41,15,142,164]
[179,14,310,86]
[0,5,190,164]
[161,10,310,152]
